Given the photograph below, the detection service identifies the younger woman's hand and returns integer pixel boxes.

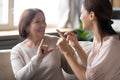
[65,32,78,47]
[37,39,55,58]
[56,29,75,55]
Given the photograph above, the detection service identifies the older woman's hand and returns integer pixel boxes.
[37,39,55,58]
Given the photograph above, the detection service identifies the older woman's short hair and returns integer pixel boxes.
[18,8,44,38]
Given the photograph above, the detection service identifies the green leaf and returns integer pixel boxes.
[73,22,93,41]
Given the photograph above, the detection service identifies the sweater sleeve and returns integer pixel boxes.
[10,49,42,80]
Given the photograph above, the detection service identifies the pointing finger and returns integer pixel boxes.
[39,39,44,48]
[56,29,65,39]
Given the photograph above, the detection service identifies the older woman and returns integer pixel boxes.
[10,8,74,80]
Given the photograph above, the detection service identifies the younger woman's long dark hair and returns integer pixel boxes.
[83,0,117,39]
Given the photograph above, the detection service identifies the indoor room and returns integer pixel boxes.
[0,0,120,80]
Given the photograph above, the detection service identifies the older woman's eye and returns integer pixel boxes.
[35,21,40,23]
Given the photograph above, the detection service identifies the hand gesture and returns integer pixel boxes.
[56,29,74,55]
[64,31,78,47]
[37,39,55,58]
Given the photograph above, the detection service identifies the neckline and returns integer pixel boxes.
[19,43,38,50]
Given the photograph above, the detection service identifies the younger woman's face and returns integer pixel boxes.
[80,5,93,30]
[28,12,46,40]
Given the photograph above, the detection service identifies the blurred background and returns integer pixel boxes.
[0,0,120,49]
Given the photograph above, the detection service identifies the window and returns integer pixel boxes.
[0,0,80,31]
[14,0,60,26]
[0,0,9,30]
[0,0,63,30]
[0,0,8,24]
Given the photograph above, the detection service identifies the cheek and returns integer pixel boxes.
[39,26,46,33]
[29,25,38,34]
[80,15,91,30]
[80,15,88,29]
[80,14,87,23]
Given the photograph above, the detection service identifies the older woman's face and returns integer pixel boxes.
[28,12,46,39]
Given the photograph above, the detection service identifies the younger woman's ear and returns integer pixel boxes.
[89,11,95,20]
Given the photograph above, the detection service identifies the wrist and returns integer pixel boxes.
[63,47,75,57]
[74,41,83,51]
[73,41,80,48]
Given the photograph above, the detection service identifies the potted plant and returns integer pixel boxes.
[73,22,93,41]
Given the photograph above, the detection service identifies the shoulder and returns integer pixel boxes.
[45,34,59,42]
[45,34,59,39]
[99,35,120,59]
[11,42,23,53]
[44,34,60,47]
[103,35,120,49]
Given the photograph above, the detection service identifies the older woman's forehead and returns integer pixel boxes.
[34,12,45,20]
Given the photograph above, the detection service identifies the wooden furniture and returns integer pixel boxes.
[111,0,120,7]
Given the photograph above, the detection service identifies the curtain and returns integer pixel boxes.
[58,0,82,29]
